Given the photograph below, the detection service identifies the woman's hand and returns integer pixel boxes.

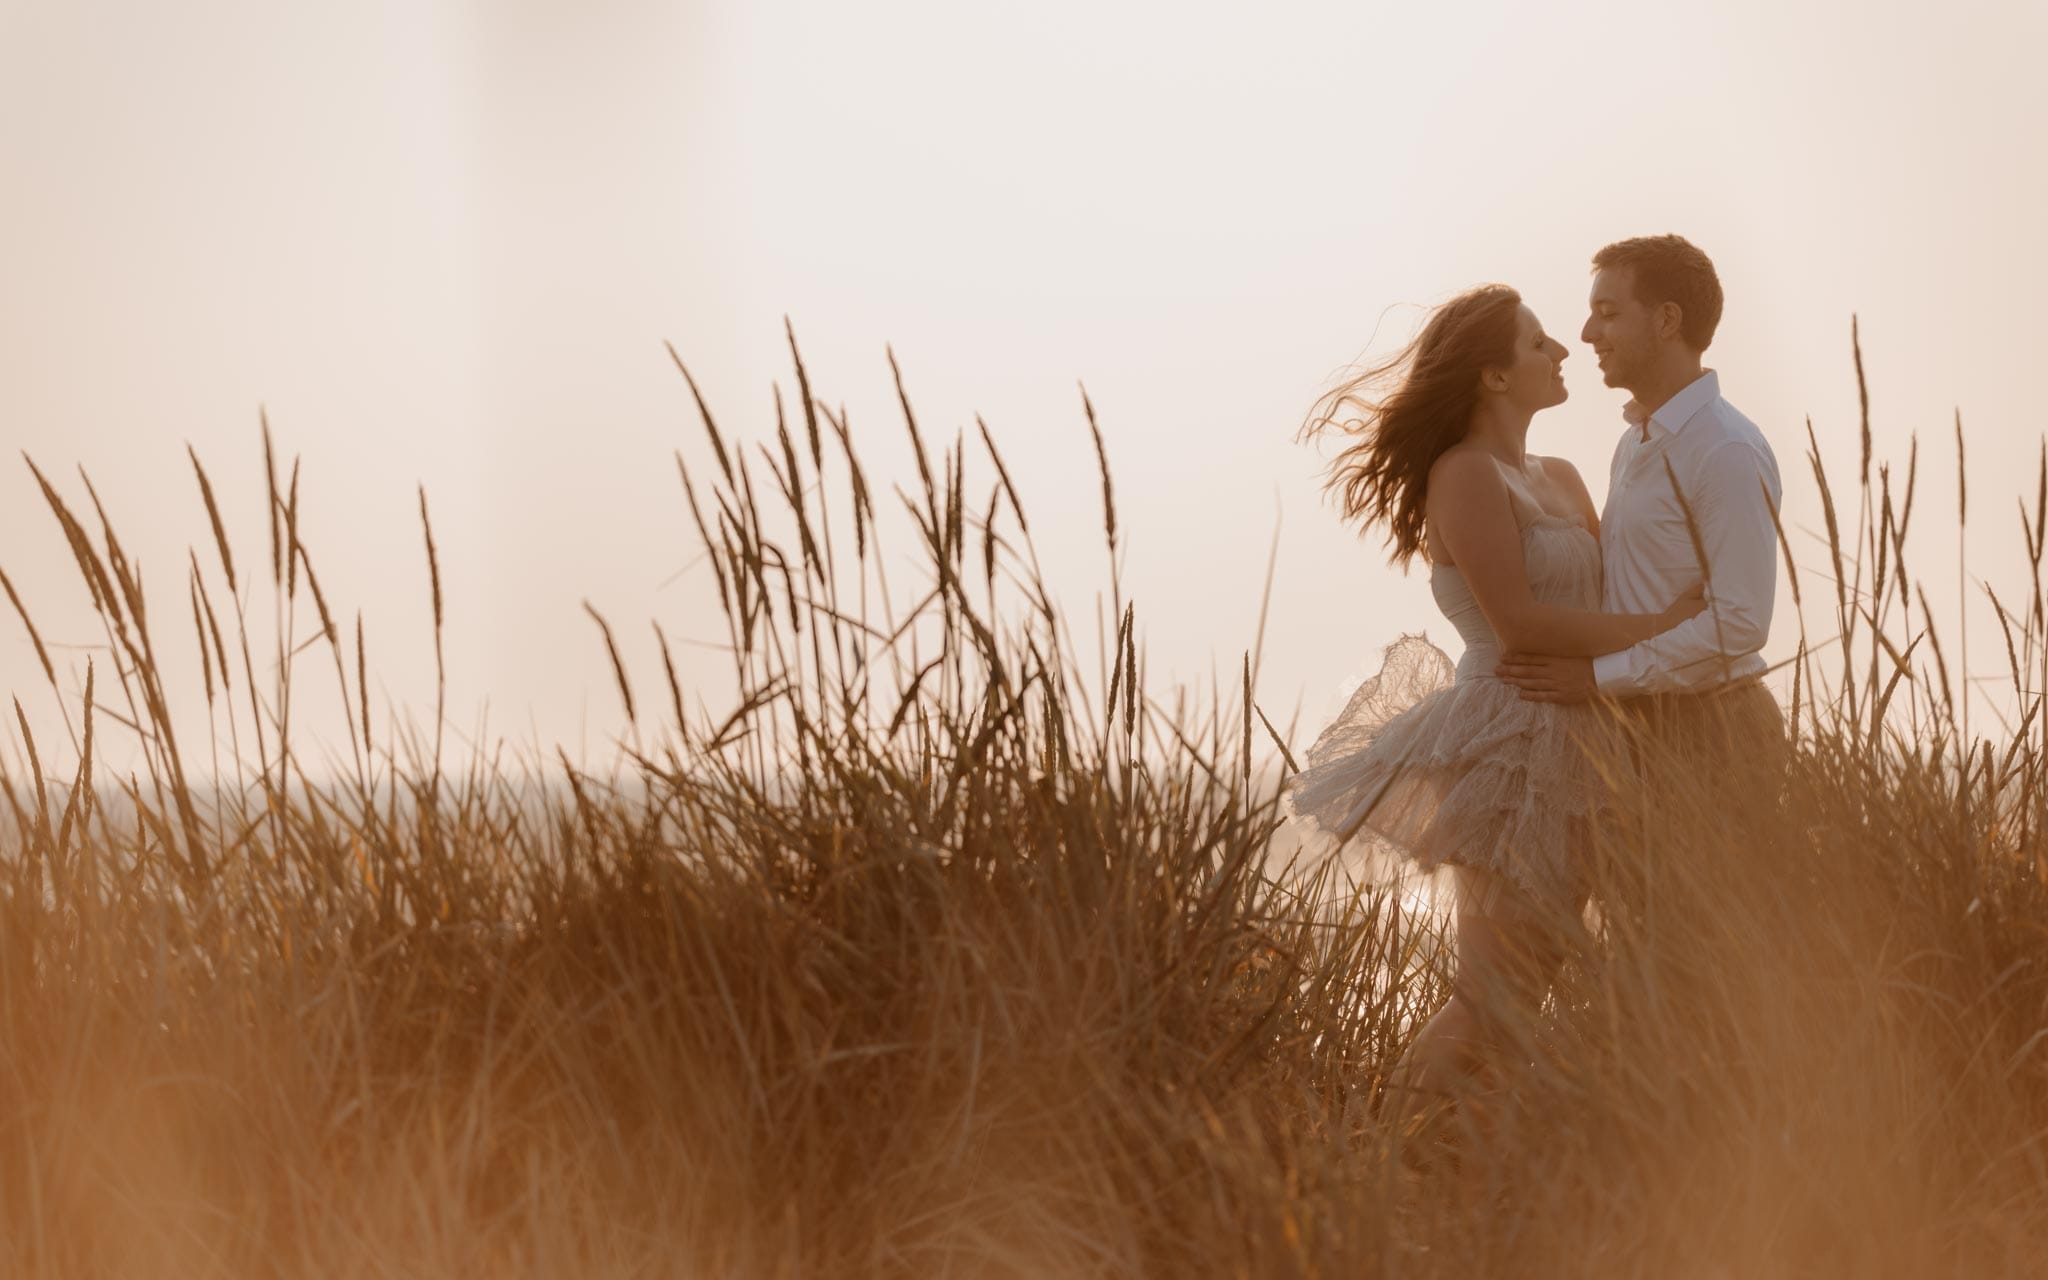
[1659,582,1709,629]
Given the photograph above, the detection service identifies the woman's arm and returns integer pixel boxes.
[1425,451,1698,658]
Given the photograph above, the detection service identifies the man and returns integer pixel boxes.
[1496,235,1785,767]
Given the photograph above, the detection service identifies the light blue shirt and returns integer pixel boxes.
[1592,370,1784,696]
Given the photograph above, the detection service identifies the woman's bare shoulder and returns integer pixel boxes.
[1534,454,1588,486]
[1429,444,1506,487]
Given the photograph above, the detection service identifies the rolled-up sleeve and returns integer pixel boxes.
[1592,440,1781,696]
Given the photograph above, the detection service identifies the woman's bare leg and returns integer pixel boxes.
[1385,868,1575,1125]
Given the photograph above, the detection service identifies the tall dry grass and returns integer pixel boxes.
[0,327,2045,1277]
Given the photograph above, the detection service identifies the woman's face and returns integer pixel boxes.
[1490,304,1569,412]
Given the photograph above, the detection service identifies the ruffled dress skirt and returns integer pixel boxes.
[1282,634,1617,908]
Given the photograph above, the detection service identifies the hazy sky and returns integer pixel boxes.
[4,0,2045,774]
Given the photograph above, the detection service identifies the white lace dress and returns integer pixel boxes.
[1284,501,1616,906]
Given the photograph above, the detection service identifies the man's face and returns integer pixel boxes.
[1581,266,1660,392]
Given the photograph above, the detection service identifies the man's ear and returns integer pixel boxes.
[1656,300,1684,342]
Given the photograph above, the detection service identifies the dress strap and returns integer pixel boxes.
[1490,464,1550,529]
[1488,459,1585,532]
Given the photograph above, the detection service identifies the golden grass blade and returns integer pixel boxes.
[295,542,338,647]
[2035,440,2046,571]
[1853,315,1872,491]
[1252,698,1300,777]
[51,659,91,870]
[1918,584,1956,718]
[189,550,233,695]
[654,621,687,742]
[283,455,302,600]
[1762,475,1802,610]
[826,404,874,563]
[1660,455,1733,682]
[1804,416,1848,611]
[666,340,735,484]
[784,317,823,471]
[1899,432,1919,540]
[976,416,1028,537]
[583,601,637,728]
[0,565,55,687]
[675,451,733,615]
[1870,630,1922,741]
[356,611,370,759]
[419,484,446,786]
[1105,602,1131,731]
[188,566,214,706]
[25,455,121,628]
[888,347,941,541]
[12,696,51,852]
[0,755,37,866]
[1986,583,2023,695]
[1874,472,1892,618]
[1242,653,1254,784]
[262,408,282,586]
[187,444,238,596]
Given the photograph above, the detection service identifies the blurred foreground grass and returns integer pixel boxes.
[2,333,2047,1277]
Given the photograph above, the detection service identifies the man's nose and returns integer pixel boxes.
[1579,317,1597,344]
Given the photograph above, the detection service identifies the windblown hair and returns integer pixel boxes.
[1593,234,1724,351]
[1300,284,1524,566]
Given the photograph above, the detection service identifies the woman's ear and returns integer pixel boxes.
[1482,368,1509,393]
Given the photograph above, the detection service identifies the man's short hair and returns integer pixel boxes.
[1593,235,1723,352]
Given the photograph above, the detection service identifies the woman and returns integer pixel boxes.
[1286,284,1704,1116]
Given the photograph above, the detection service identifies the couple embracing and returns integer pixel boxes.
[1287,235,1787,1112]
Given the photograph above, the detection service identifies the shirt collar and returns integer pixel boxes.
[1623,369,1720,442]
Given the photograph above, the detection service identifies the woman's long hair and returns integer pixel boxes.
[1301,284,1524,566]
